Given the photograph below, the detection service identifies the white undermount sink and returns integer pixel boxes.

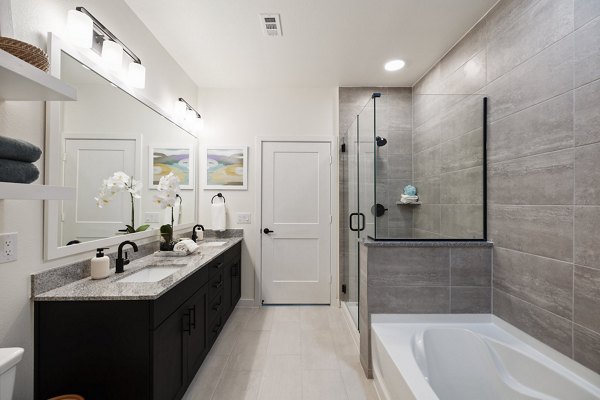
[117,265,181,283]
[200,241,227,247]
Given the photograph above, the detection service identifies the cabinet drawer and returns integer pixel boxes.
[207,256,225,278]
[208,269,225,300]
[207,290,225,324]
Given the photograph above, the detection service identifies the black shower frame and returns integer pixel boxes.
[368,96,488,242]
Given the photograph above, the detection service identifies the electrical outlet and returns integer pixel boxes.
[144,212,160,223]
[0,232,18,263]
[236,212,251,224]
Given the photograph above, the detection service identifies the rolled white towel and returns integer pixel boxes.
[401,194,419,200]
[174,239,199,254]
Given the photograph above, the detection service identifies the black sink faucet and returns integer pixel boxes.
[116,240,139,273]
[191,224,204,242]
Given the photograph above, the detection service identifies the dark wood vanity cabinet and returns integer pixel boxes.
[35,242,241,400]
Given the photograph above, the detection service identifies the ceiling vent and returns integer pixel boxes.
[260,13,282,37]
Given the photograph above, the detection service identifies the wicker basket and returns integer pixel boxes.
[0,37,49,72]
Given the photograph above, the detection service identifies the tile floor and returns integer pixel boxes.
[182,305,379,400]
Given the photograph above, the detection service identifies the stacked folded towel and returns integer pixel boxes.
[173,239,199,255]
[400,194,420,204]
[0,136,42,184]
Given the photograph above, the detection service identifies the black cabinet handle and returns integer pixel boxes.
[189,305,196,329]
[212,262,223,270]
[213,280,223,289]
[263,228,274,234]
[212,324,222,334]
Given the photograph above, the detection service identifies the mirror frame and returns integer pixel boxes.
[44,33,199,260]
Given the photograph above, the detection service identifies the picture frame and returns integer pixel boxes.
[149,145,194,190]
[202,146,248,190]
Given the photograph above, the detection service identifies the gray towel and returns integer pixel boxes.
[0,135,42,163]
[0,159,39,184]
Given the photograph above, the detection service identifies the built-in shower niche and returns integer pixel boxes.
[369,92,487,240]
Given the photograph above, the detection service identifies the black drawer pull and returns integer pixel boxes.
[212,324,222,334]
[212,280,223,289]
[183,312,192,336]
[212,262,223,269]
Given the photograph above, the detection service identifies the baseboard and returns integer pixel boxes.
[236,298,258,308]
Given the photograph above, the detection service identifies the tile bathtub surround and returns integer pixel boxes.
[413,0,600,372]
[358,242,492,376]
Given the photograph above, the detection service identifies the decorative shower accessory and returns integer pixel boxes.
[94,171,149,233]
[153,172,182,251]
[398,184,420,205]
[371,203,388,217]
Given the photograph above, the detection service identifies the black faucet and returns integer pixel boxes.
[191,224,204,242]
[116,240,139,273]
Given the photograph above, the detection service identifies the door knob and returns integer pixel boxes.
[263,228,274,234]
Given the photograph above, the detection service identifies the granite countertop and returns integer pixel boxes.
[361,238,493,247]
[33,237,242,302]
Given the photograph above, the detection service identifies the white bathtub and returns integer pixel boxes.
[371,314,600,400]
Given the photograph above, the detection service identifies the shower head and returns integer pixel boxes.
[376,136,387,147]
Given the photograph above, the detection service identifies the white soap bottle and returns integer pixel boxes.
[91,247,110,279]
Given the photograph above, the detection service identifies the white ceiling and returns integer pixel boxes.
[124,0,497,88]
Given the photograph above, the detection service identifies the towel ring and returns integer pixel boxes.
[211,193,226,204]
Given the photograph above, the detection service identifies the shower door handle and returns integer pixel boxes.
[358,213,366,231]
[349,213,359,232]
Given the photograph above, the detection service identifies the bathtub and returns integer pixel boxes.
[371,314,600,400]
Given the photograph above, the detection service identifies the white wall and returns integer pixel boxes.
[196,87,339,304]
[0,1,198,398]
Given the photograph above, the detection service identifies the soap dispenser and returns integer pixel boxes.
[91,248,110,280]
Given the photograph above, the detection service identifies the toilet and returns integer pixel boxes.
[0,348,23,400]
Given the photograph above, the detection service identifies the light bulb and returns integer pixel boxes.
[384,59,406,71]
[101,40,123,71]
[66,10,93,48]
[174,100,187,122]
[128,62,146,89]
[186,109,196,122]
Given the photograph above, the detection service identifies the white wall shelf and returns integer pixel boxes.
[0,48,77,101]
[396,201,422,205]
[0,182,75,200]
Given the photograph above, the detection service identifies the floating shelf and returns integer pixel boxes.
[0,48,77,101]
[0,182,75,200]
[396,201,422,205]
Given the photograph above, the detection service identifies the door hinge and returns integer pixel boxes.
[329,155,332,165]
[62,153,67,162]
[329,215,333,224]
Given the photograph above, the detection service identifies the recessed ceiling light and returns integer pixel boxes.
[384,59,406,71]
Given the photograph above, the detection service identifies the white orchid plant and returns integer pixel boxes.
[94,171,149,234]
[153,172,182,249]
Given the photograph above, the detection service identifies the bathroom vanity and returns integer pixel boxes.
[33,238,241,400]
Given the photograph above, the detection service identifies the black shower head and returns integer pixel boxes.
[376,136,387,147]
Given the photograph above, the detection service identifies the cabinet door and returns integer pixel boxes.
[153,303,189,400]
[186,285,207,380]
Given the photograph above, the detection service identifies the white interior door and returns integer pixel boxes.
[261,141,332,304]
[62,139,137,244]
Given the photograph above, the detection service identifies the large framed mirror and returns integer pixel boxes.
[44,33,198,260]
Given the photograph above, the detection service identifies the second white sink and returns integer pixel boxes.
[118,266,181,283]
[200,241,227,247]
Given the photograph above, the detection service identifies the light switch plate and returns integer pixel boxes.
[144,212,160,223]
[0,232,18,263]
[236,212,251,224]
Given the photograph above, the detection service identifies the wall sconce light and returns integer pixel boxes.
[66,9,93,48]
[66,7,146,89]
[178,98,203,134]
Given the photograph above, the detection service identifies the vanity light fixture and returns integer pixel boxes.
[66,7,146,88]
[177,98,203,133]
[384,59,406,71]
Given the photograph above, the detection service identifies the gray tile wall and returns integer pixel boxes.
[413,0,600,372]
[359,242,492,376]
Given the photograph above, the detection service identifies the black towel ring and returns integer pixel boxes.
[211,193,226,204]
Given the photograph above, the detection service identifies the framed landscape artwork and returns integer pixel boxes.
[149,146,194,189]
[203,146,248,190]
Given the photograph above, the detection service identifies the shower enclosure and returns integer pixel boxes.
[339,89,487,329]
